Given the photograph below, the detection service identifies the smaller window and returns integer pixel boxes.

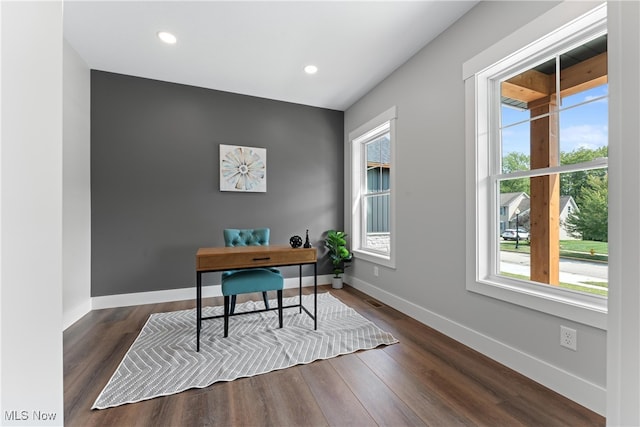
[349,107,397,268]
[364,126,391,252]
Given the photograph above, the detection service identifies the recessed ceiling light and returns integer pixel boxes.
[304,65,318,75]
[157,31,177,45]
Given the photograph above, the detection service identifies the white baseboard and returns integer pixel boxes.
[91,274,332,310]
[344,274,606,416]
[63,299,92,330]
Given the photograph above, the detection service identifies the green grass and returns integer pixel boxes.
[581,280,609,288]
[500,241,531,253]
[500,239,608,262]
[559,283,608,296]
[500,272,608,296]
[559,240,608,254]
[499,239,609,296]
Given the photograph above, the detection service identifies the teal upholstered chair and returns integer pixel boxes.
[221,228,284,337]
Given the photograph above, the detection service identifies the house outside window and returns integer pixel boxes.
[349,107,397,269]
[464,5,607,328]
[365,135,391,250]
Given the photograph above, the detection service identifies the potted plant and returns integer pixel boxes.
[324,230,352,289]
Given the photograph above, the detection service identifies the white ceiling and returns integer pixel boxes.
[63,1,477,111]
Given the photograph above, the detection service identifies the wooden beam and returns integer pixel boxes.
[502,52,607,104]
[502,70,552,103]
[557,52,608,99]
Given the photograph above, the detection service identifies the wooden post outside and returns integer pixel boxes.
[502,45,607,286]
[529,97,560,285]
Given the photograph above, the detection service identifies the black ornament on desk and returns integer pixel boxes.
[289,235,303,248]
[303,229,312,248]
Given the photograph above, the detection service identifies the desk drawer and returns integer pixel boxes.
[197,247,316,271]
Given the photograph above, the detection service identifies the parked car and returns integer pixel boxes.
[501,228,530,241]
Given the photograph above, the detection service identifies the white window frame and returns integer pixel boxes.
[349,106,397,269]
[464,4,607,330]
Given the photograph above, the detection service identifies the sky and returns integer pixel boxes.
[501,84,608,157]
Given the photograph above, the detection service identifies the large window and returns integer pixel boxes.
[350,107,396,268]
[465,5,607,328]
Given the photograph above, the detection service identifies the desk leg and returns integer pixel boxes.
[299,264,303,314]
[196,271,202,352]
[314,262,317,330]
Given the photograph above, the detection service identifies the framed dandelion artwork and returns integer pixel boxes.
[219,144,267,192]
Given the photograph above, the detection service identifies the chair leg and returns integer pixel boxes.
[230,295,236,315]
[262,291,270,310]
[224,295,230,338]
[277,290,283,328]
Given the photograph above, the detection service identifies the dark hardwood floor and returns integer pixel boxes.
[64,285,605,426]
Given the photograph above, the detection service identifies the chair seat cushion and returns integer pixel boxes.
[221,268,284,296]
[222,267,280,279]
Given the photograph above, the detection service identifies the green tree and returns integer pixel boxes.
[500,152,530,194]
[502,151,530,173]
[560,146,608,204]
[500,148,608,242]
[565,174,608,241]
[500,147,608,210]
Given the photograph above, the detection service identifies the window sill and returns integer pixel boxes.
[353,249,395,269]
[468,276,607,330]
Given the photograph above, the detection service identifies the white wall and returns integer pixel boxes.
[606,1,640,425]
[345,0,611,415]
[0,1,64,425]
[62,40,91,330]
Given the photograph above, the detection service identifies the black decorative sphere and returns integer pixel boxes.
[289,235,303,248]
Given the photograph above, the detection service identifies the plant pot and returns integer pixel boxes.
[331,277,343,289]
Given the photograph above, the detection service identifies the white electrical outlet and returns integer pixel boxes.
[560,326,577,351]
[373,266,379,277]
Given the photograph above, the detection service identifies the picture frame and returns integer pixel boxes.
[219,144,267,192]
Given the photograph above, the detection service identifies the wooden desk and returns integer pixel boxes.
[196,245,317,351]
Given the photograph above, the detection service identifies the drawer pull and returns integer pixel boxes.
[253,257,271,261]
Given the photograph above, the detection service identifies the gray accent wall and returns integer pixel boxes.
[91,71,343,297]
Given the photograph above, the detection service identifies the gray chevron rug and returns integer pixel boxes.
[93,292,398,409]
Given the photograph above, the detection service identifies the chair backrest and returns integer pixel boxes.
[224,228,270,247]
